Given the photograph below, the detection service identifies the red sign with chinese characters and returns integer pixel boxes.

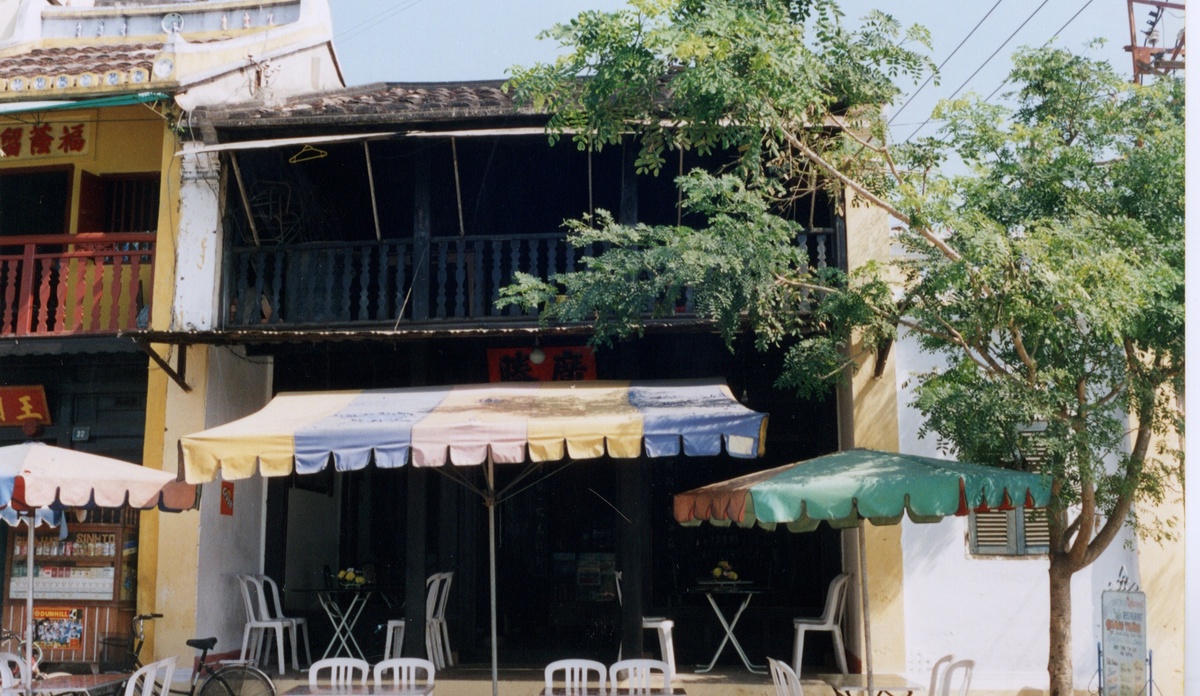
[0,386,51,426]
[0,121,91,159]
[220,481,235,516]
[487,346,597,383]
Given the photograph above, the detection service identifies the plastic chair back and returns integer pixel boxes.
[434,571,453,621]
[940,658,974,696]
[545,659,606,693]
[0,651,29,691]
[373,658,435,688]
[123,656,177,696]
[309,657,369,686]
[257,575,286,620]
[236,574,260,621]
[822,573,850,624]
[927,654,954,696]
[767,657,803,696]
[424,573,443,620]
[610,659,671,693]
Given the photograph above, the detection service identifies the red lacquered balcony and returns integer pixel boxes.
[0,232,155,338]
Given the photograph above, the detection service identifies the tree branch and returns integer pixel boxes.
[781,130,964,263]
[1009,319,1037,383]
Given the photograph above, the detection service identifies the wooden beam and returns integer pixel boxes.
[364,142,382,241]
[228,153,260,248]
[132,339,191,392]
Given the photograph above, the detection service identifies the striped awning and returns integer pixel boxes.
[180,379,768,484]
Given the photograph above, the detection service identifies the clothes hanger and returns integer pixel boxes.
[288,144,328,163]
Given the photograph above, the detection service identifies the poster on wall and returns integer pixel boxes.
[1101,590,1147,696]
[33,607,83,651]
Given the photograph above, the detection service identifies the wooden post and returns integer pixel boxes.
[411,147,431,321]
[618,461,649,662]
[404,468,428,657]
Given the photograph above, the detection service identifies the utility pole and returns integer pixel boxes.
[1126,0,1186,84]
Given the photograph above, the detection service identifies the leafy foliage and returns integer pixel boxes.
[505,4,1182,690]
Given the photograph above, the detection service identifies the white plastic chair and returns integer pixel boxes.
[767,657,804,696]
[544,658,607,694]
[308,657,369,686]
[432,571,454,667]
[383,619,406,659]
[792,573,850,675]
[123,656,177,696]
[614,571,677,674]
[940,658,974,696]
[927,654,955,696]
[257,574,312,667]
[423,572,454,669]
[237,574,289,675]
[609,659,672,694]
[0,651,30,693]
[373,657,435,688]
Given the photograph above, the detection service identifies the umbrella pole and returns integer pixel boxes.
[857,523,874,695]
[486,454,499,696]
[25,515,34,696]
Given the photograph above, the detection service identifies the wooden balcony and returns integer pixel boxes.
[224,229,839,329]
[0,233,155,338]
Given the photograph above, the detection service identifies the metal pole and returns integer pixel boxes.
[857,523,874,695]
[25,516,35,696]
[487,453,499,696]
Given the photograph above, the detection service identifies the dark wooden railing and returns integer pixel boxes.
[0,232,155,337]
[225,228,838,328]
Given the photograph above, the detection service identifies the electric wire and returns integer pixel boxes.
[903,0,1053,142]
[982,0,1098,105]
[335,0,427,44]
[888,0,1007,125]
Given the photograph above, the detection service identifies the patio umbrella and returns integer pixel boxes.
[179,379,768,696]
[673,448,1050,690]
[0,442,198,696]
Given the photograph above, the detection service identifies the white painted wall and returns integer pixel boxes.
[894,327,1140,693]
[194,346,273,653]
[172,149,222,331]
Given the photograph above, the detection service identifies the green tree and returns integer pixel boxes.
[503,2,1184,693]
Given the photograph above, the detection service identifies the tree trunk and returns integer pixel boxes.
[1047,556,1075,696]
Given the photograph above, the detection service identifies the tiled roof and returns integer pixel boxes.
[0,43,162,92]
[196,81,533,126]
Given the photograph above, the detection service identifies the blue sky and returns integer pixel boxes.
[326,0,1167,143]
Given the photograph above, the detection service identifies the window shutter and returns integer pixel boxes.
[971,510,1016,554]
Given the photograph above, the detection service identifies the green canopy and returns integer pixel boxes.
[673,448,1051,687]
[674,448,1050,531]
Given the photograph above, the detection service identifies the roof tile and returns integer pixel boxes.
[0,43,161,80]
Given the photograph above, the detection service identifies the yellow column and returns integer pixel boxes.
[838,195,905,674]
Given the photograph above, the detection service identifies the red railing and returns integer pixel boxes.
[0,232,156,337]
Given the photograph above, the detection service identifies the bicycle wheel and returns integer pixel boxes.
[198,666,275,696]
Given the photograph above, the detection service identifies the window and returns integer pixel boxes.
[0,168,71,236]
[970,507,1050,556]
[969,444,1050,556]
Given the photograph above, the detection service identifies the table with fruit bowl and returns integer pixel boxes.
[691,562,766,674]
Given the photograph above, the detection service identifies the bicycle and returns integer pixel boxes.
[119,614,276,696]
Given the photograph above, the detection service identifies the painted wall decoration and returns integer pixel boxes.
[0,121,92,159]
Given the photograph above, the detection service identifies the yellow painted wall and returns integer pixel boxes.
[837,195,905,674]
[135,120,197,662]
[0,105,166,329]
[1136,424,1185,694]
